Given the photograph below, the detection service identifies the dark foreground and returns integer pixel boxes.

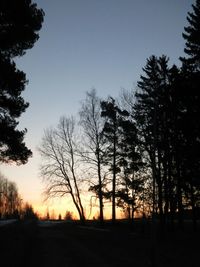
[0,220,199,267]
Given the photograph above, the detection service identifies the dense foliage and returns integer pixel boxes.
[0,0,44,164]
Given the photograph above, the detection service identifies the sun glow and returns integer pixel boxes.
[31,194,128,221]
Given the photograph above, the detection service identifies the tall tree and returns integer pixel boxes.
[180,0,200,70]
[101,97,129,223]
[79,89,105,223]
[180,1,200,229]
[134,55,177,229]
[135,53,200,230]
[0,0,44,164]
[116,117,144,222]
[0,57,32,164]
[179,0,200,230]
[39,117,85,223]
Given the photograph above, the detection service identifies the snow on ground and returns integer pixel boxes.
[78,225,110,232]
[0,219,17,227]
[38,220,66,227]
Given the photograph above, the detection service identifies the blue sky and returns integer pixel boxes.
[1,0,194,216]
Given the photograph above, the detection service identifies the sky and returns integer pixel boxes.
[0,0,194,218]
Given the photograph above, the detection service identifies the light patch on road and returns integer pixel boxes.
[0,219,17,227]
[38,220,67,227]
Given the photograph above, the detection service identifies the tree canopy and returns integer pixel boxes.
[180,0,200,70]
[0,0,44,164]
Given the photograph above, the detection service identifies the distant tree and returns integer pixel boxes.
[0,172,22,218]
[0,0,44,164]
[6,181,18,216]
[39,116,85,223]
[79,89,106,224]
[46,209,50,220]
[22,202,38,221]
[64,211,73,221]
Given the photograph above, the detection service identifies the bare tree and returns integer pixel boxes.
[39,116,85,223]
[119,88,135,114]
[0,172,21,218]
[79,89,105,223]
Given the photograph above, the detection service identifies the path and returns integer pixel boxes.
[36,223,146,267]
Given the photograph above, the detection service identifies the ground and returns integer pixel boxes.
[0,220,199,267]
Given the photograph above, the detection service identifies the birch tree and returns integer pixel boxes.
[39,116,85,223]
[79,89,105,223]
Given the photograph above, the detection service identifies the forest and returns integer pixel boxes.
[0,1,200,266]
[38,1,200,233]
[0,0,200,228]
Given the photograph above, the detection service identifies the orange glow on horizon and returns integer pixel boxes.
[32,197,129,221]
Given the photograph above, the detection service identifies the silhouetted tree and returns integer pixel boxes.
[64,211,74,221]
[116,117,144,222]
[0,0,44,164]
[180,0,200,70]
[101,97,129,223]
[134,55,178,229]
[179,0,200,230]
[46,209,50,220]
[22,202,38,221]
[39,117,85,223]
[134,51,200,231]
[0,0,44,58]
[0,172,22,218]
[79,89,106,224]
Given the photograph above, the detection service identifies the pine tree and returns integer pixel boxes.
[134,55,176,229]
[179,0,200,229]
[0,0,44,164]
[101,97,129,223]
[0,0,44,58]
[180,0,200,70]
[116,118,144,222]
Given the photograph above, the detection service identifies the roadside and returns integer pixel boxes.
[0,220,199,267]
[0,219,17,227]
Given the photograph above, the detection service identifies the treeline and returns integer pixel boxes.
[134,54,200,231]
[0,172,38,220]
[39,1,200,229]
[0,172,21,218]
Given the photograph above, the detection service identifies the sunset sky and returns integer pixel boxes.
[1,0,194,218]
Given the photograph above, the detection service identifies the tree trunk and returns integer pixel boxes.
[112,125,117,224]
[176,161,183,230]
[190,181,197,231]
[97,152,104,224]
